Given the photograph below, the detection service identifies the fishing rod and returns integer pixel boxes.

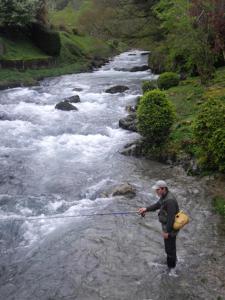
[0,211,139,222]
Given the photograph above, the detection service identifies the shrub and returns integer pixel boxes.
[158,72,180,90]
[31,22,61,56]
[209,128,225,172]
[212,196,225,217]
[137,89,175,145]
[142,80,158,93]
[193,98,225,171]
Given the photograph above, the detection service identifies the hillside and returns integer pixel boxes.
[49,0,92,30]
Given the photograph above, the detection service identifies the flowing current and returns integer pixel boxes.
[0,51,224,300]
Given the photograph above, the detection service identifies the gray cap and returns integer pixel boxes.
[152,180,168,190]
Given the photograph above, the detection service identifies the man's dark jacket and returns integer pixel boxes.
[146,191,179,235]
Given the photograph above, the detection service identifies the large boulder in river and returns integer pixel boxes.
[105,85,129,94]
[0,111,9,120]
[112,182,136,198]
[55,101,78,111]
[65,95,80,103]
[119,113,137,132]
[120,140,144,157]
[129,65,149,72]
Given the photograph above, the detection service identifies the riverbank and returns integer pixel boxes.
[0,57,108,90]
[120,67,225,216]
[0,30,119,90]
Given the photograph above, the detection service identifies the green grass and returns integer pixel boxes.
[0,60,90,88]
[59,32,113,61]
[212,196,225,217]
[49,0,92,30]
[156,68,225,157]
[0,37,49,60]
[166,78,205,120]
[0,30,114,89]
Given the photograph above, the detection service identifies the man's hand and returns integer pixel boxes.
[138,207,147,217]
[162,232,169,239]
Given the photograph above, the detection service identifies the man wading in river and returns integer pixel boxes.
[138,180,179,276]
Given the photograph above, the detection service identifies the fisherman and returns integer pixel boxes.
[138,180,179,275]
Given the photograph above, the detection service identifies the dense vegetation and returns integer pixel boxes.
[0,0,225,177]
[137,89,175,145]
[0,0,224,214]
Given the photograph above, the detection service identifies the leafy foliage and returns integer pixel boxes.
[137,89,175,145]
[31,22,61,56]
[0,0,39,26]
[153,0,225,82]
[142,80,158,93]
[193,98,225,171]
[212,196,225,217]
[158,72,179,90]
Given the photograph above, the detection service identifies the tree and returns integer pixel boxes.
[193,98,225,171]
[36,0,48,25]
[153,0,225,82]
[0,0,39,26]
[77,0,158,40]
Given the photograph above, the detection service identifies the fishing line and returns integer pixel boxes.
[0,211,139,222]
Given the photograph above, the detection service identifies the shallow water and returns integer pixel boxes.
[0,51,224,300]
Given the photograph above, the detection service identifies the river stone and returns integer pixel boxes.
[141,52,150,56]
[112,183,136,198]
[65,95,80,103]
[0,111,9,120]
[129,65,149,72]
[55,101,78,111]
[105,85,129,94]
[125,105,136,113]
[120,140,144,157]
[73,87,83,92]
[119,113,137,132]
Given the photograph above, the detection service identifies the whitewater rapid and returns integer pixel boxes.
[0,51,224,300]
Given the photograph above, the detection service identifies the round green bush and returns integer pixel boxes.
[142,80,158,93]
[137,89,175,144]
[193,98,225,171]
[210,128,225,172]
[157,72,180,90]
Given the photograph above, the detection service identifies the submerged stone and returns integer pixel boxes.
[65,95,81,103]
[105,85,129,94]
[112,182,136,198]
[55,101,78,111]
[119,113,137,132]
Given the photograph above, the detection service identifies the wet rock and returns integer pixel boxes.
[55,101,78,111]
[128,53,136,56]
[65,95,80,103]
[129,65,149,72]
[120,140,144,157]
[114,66,149,72]
[125,105,136,113]
[119,113,137,132]
[141,52,150,56]
[73,87,83,92]
[91,57,109,69]
[105,85,129,94]
[112,182,136,198]
[0,111,9,121]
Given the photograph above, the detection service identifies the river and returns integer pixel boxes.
[0,51,224,300]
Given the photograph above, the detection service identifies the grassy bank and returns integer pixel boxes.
[213,196,225,217]
[162,68,225,165]
[49,0,92,31]
[0,31,116,89]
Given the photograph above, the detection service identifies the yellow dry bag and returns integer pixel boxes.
[173,210,190,230]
